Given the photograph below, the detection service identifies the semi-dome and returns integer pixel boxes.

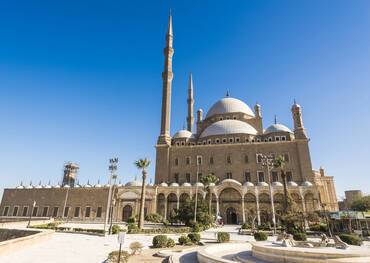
[170,182,179,187]
[243,181,254,187]
[221,178,242,186]
[173,130,192,139]
[200,120,258,138]
[194,182,204,187]
[257,182,269,187]
[182,182,191,187]
[287,181,298,187]
[301,181,313,187]
[160,182,168,187]
[125,180,142,187]
[264,124,292,134]
[272,182,283,187]
[206,97,255,119]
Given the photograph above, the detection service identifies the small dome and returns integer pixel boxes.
[221,179,242,186]
[209,182,216,187]
[63,184,70,188]
[94,183,102,188]
[173,130,192,139]
[200,120,258,138]
[287,181,298,187]
[125,180,142,187]
[35,184,43,189]
[257,182,269,187]
[84,183,92,188]
[16,182,24,189]
[272,182,283,187]
[264,124,292,134]
[159,182,168,187]
[301,181,313,187]
[74,184,81,188]
[54,183,61,188]
[182,182,191,187]
[243,181,254,187]
[206,97,255,119]
[194,182,204,187]
[170,182,179,187]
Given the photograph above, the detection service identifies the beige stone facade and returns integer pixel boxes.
[0,14,338,225]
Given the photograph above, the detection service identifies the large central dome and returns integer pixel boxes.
[205,97,255,119]
[200,119,258,138]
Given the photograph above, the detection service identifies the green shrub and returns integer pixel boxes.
[127,226,190,234]
[145,213,163,223]
[254,232,267,241]
[178,235,192,245]
[188,233,201,243]
[166,238,176,247]
[339,234,363,246]
[107,250,130,263]
[152,235,168,248]
[127,223,139,232]
[129,241,143,255]
[112,224,121,234]
[309,224,328,232]
[73,227,84,232]
[162,219,170,226]
[257,224,271,231]
[241,223,250,229]
[192,222,201,233]
[293,232,307,241]
[217,232,230,243]
[127,216,136,223]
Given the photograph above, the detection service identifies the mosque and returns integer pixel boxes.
[0,14,338,225]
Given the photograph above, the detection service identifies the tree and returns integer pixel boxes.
[200,173,219,216]
[351,195,370,211]
[176,198,213,227]
[274,155,288,213]
[134,158,151,229]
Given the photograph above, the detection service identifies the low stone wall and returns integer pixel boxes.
[0,218,53,229]
[252,241,370,263]
[197,242,250,263]
[0,229,53,256]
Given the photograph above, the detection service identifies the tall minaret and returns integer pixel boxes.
[158,14,174,145]
[187,73,194,132]
[291,100,308,139]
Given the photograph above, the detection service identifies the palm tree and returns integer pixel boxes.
[274,155,288,213]
[200,173,219,216]
[134,158,151,229]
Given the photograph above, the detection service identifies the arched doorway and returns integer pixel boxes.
[122,205,132,222]
[226,207,237,224]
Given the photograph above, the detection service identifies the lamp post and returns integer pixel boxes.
[27,200,36,228]
[104,158,118,235]
[109,174,117,234]
[194,155,202,222]
[261,154,277,235]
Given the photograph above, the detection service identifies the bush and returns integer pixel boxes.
[152,235,168,248]
[293,232,307,241]
[191,222,201,233]
[178,235,192,245]
[127,223,139,232]
[166,238,176,247]
[309,224,328,232]
[339,234,363,246]
[188,233,201,243]
[127,226,190,234]
[145,213,163,223]
[112,225,121,234]
[254,232,267,241]
[162,219,170,226]
[241,223,250,230]
[107,250,130,263]
[217,232,230,243]
[129,241,143,255]
[258,223,271,231]
[127,216,136,224]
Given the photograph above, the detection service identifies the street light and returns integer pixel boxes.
[104,158,118,235]
[261,154,277,235]
[194,155,202,222]
[27,200,36,228]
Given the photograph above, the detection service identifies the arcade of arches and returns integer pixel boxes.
[115,181,320,225]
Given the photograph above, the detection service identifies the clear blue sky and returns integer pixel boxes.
[0,1,369,199]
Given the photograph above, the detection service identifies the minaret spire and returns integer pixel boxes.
[187,73,194,132]
[158,13,174,145]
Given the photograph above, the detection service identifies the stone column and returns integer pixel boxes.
[164,195,168,220]
[216,195,220,216]
[176,194,180,210]
[299,188,309,229]
[241,196,246,223]
[153,187,158,214]
[255,187,261,226]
